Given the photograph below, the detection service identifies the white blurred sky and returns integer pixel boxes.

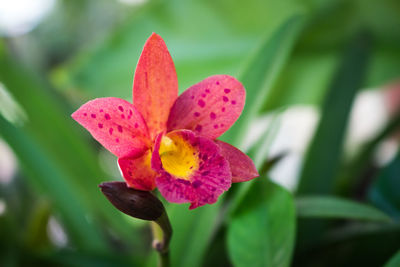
[0,0,145,36]
[0,0,57,36]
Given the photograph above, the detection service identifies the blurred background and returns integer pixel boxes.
[0,0,399,266]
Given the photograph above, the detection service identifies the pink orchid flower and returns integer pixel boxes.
[72,33,258,209]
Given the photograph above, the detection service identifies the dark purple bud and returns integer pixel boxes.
[99,181,164,221]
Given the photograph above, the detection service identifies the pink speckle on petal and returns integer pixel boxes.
[83,113,87,116]
[104,114,111,120]
[121,114,125,119]
[118,106,124,112]
[134,123,139,128]
[115,138,119,143]
[117,125,123,132]
[222,96,229,102]
[201,94,206,98]
[198,99,206,108]
[195,125,202,132]
[231,100,236,105]
[109,128,113,135]
[192,180,202,188]
[224,88,231,93]
[194,112,200,117]
[129,110,133,116]
[99,109,104,112]
[214,124,219,129]
[205,89,210,93]
[222,107,225,112]
[91,114,96,118]
[216,81,220,85]
[210,112,216,120]
[98,123,103,128]
[191,95,194,99]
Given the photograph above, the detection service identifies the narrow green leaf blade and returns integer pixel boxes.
[368,150,400,219]
[0,47,140,249]
[227,179,296,267]
[385,250,400,267]
[297,32,371,194]
[221,13,305,147]
[296,196,392,222]
[0,115,106,251]
[167,202,222,267]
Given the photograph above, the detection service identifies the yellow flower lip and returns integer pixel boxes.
[159,135,198,180]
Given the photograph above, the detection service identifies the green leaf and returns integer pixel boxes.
[0,115,106,251]
[385,250,400,267]
[227,178,296,267]
[366,47,400,87]
[368,150,400,219]
[294,223,400,266]
[0,48,141,250]
[261,49,340,112]
[296,196,392,222]
[297,31,371,194]
[338,111,400,195]
[222,13,305,147]
[167,202,222,267]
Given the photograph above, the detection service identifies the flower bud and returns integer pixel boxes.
[99,181,164,221]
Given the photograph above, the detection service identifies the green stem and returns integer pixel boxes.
[151,212,172,267]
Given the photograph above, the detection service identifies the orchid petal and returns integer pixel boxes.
[72,97,150,158]
[133,33,178,141]
[151,130,231,209]
[167,75,245,139]
[214,140,259,183]
[118,149,157,191]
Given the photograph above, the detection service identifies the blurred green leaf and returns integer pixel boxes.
[252,111,283,168]
[227,178,295,267]
[0,48,141,250]
[297,31,371,194]
[167,202,222,267]
[338,111,400,195]
[296,196,392,222]
[0,115,106,251]
[23,200,51,250]
[222,13,305,147]
[385,250,400,267]
[294,223,400,266]
[368,150,400,220]
[366,47,400,87]
[261,49,340,112]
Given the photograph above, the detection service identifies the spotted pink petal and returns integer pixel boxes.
[151,130,231,209]
[214,140,259,183]
[167,75,245,139]
[133,33,178,141]
[72,97,150,158]
[118,149,157,191]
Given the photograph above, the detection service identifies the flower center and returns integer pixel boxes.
[159,135,198,180]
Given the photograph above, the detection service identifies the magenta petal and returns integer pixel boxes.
[118,150,157,191]
[214,140,259,183]
[167,75,245,139]
[152,130,232,209]
[72,97,150,158]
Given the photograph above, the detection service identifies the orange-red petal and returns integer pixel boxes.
[118,149,157,191]
[132,33,178,141]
